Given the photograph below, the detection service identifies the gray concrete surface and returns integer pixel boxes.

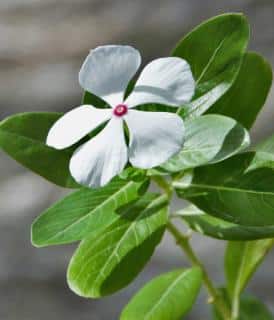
[1,0,274,319]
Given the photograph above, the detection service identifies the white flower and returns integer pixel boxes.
[46,45,195,188]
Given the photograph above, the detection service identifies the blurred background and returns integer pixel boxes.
[1,0,274,319]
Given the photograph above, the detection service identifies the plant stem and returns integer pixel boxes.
[167,221,231,320]
[152,175,231,319]
[231,294,240,320]
[151,176,173,199]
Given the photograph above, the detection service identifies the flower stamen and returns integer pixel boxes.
[113,104,128,117]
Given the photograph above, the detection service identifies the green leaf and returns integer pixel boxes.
[173,13,249,117]
[174,152,274,226]
[119,167,147,182]
[246,134,274,172]
[209,52,273,129]
[239,295,274,320]
[82,91,109,108]
[256,133,274,154]
[225,240,274,301]
[177,205,274,241]
[213,291,274,320]
[135,103,177,113]
[161,115,249,173]
[120,268,202,320]
[67,193,168,298]
[0,112,79,188]
[32,177,149,247]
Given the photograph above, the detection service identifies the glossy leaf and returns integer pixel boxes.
[174,152,274,226]
[0,112,79,188]
[209,52,272,129]
[67,194,168,298]
[32,177,149,247]
[120,268,202,320]
[225,240,274,301]
[161,115,249,173]
[173,13,249,117]
[178,205,274,240]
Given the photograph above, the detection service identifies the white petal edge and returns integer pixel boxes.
[69,117,128,188]
[125,57,195,108]
[125,110,184,168]
[79,45,141,107]
[46,105,112,150]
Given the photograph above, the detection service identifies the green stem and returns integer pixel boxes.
[167,221,231,320]
[152,175,231,319]
[231,294,240,320]
[151,176,173,199]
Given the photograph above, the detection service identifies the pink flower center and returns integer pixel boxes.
[113,104,128,117]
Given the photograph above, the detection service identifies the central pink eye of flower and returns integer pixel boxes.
[113,104,128,117]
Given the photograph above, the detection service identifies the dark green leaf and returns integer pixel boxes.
[174,152,274,226]
[209,52,272,129]
[178,205,274,240]
[225,240,274,301]
[161,115,249,173]
[120,268,202,320]
[67,193,168,298]
[135,103,177,113]
[0,112,79,188]
[213,291,274,320]
[82,90,109,108]
[173,13,249,117]
[212,288,231,320]
[32,177,149,246]
[239,295,274,320]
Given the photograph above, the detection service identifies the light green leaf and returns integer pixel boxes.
[253,134,274,166]
[173,13,249,117]
[0,112,79,188]
[32,177,149,247]
[161,115,249,173]
[256,133,274,154]
[120,268,202,320]
[209,52,272,129]
[177,205,274,240]
[245,134,274,172]
[239,295,274,320]
[225,240,274,302]
[67,193,168,298]
[174,152,274,226]
[119,167,147,182]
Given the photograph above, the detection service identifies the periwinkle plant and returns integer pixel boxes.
[0,13,273,320]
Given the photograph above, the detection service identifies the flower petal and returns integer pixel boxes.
[69,117,127,188]
[125,110,184,168]
[79,45,141,107]
[46,105,112,150]
[125,57,195,108]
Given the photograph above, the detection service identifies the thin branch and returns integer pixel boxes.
[167,221,231,320]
